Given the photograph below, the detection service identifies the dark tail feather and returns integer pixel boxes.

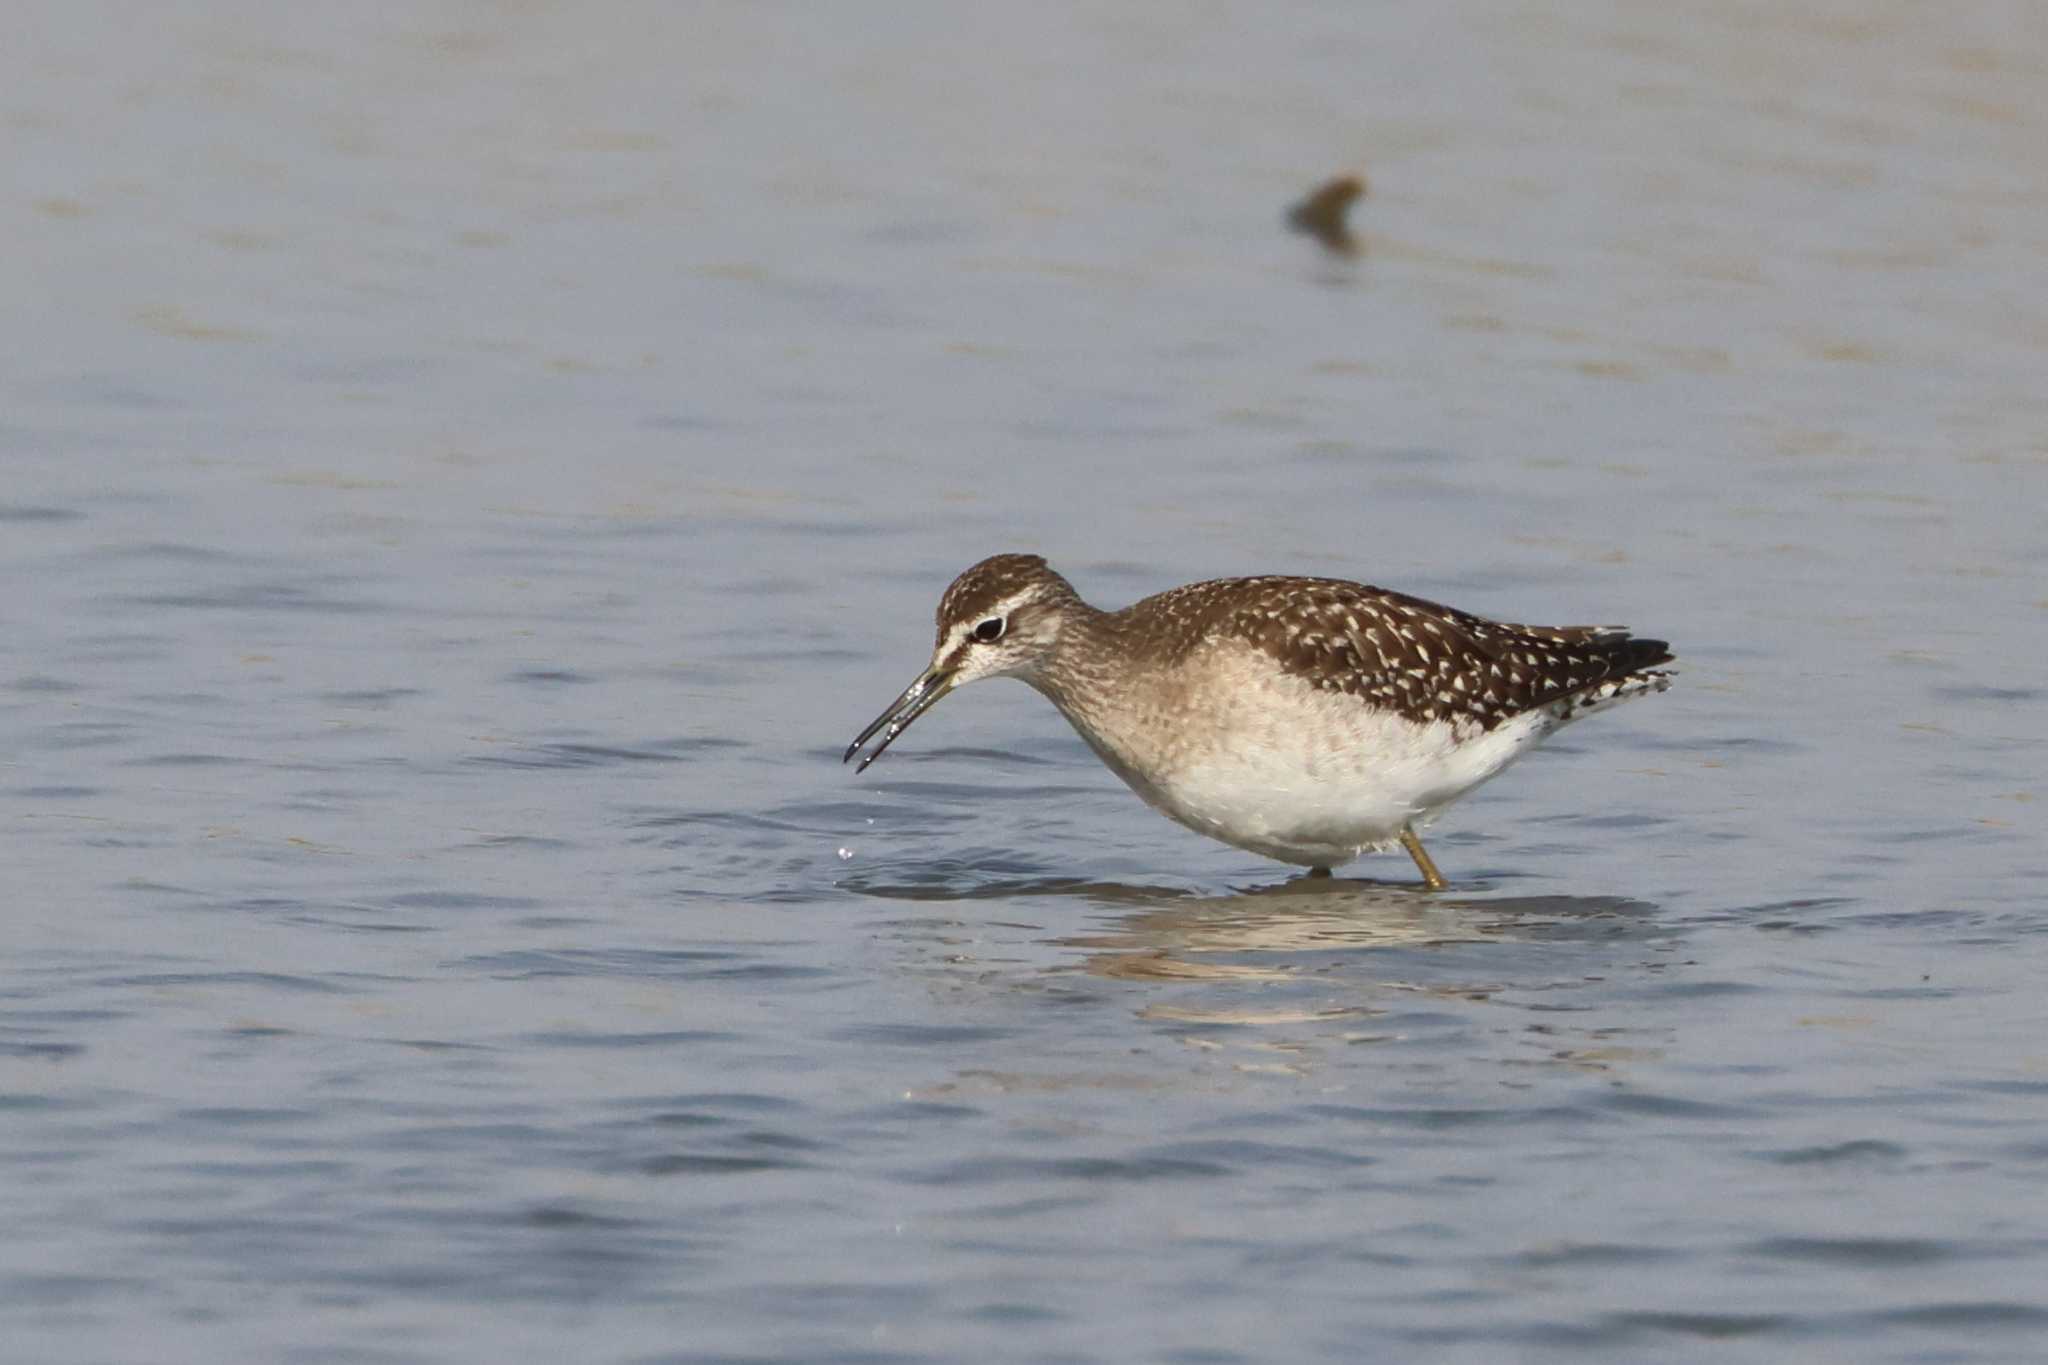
[1617,636,1675,672]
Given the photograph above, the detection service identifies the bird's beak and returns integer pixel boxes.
[843,664,956,773]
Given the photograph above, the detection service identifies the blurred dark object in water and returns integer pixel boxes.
[1287,174,1367,255]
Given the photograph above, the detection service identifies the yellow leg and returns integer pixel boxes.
[1399,825,1446,891]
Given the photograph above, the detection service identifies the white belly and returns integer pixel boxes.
[1048,664,1561,868]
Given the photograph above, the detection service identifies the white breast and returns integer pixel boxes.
[1045,651,1563,868]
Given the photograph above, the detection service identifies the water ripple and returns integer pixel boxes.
[1752,1139,1909,1166]
[470,738,744,769]
[93,971,353,995]
[0,504,84,523]
[1744,1235,1952,1267]
[520,1030,738,1049]
[450,949,825,983]
[904,1155,1230,1185]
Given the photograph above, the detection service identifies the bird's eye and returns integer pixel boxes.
[972,616,1006,643]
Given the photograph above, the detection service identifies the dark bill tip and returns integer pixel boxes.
[843,668,952,773]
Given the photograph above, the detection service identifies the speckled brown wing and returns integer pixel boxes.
[1143,576,1672,731]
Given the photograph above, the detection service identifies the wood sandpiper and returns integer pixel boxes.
[844,554,1674,888]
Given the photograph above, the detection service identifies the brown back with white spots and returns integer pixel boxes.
[1119,576,1673,730]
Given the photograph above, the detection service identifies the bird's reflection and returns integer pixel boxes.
[844,866,1653,981]
[1058,876,1652,981]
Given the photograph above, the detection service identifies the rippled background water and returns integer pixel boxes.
[5,2,2047,1361]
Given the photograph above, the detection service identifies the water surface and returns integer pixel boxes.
[4,2,2046,1362]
